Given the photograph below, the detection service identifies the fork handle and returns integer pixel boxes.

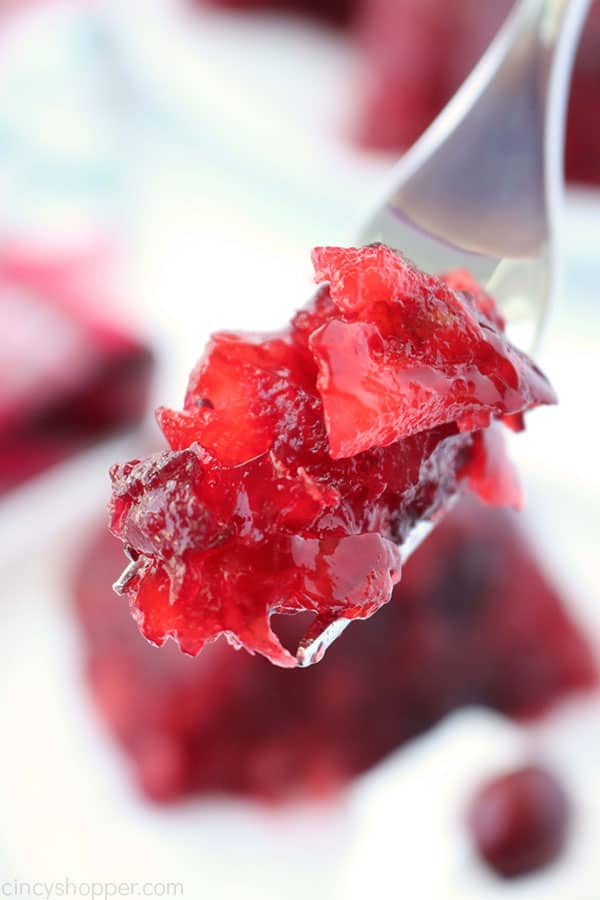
[362,0,592,259]
[528,0,593,203]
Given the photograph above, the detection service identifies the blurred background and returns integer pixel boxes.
[0,1,599,897]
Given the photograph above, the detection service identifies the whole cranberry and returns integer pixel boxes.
[467,766,571,878]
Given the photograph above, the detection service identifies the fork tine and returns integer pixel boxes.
[295,518,437,666]
[296,615,351,668]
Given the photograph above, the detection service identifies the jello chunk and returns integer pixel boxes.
[109,245,555,667]
[310,245,554,457]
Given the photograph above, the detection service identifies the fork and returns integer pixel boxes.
[296,0,591,667]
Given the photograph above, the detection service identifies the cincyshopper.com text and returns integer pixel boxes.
[0,880,184,899]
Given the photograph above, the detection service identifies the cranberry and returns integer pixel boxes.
[468,766,571,878]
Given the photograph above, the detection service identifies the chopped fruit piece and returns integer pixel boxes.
[468,766,571,878]
[0,251,153,495]
[75,500,597,802]
[109,245,554,667]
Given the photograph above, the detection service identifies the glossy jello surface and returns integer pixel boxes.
[77,499,597,803]
[109,245,554,667]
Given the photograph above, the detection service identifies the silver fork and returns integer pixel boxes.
[296,0,591,667]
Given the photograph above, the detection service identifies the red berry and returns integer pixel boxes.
[468,766,571,878]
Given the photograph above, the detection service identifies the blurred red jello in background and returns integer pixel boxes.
[201,0,600,185]
[202,0,354,25]
[565,0,600,185]
[355,0,600,186]
[354,0,510,151]
[74,498,597,804]
[0,250,153,495]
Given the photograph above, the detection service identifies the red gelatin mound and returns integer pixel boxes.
[76,500,597,803]
[0,249,153,495]
[109,245,555,668]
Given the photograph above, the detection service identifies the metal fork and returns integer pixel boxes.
[296,0,591,667]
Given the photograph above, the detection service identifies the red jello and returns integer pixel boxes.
[354,0,509,151]
[200,0,354,25]
[468,766,571,878]
[109,245,555,668]
[76,500,597,802]
[565,1,600,184]
[0,251,153,495]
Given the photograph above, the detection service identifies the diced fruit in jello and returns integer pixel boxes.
[76,500,597,802]
[109,244,555,667]
[0,251,153,495]
[468,766,571,878]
